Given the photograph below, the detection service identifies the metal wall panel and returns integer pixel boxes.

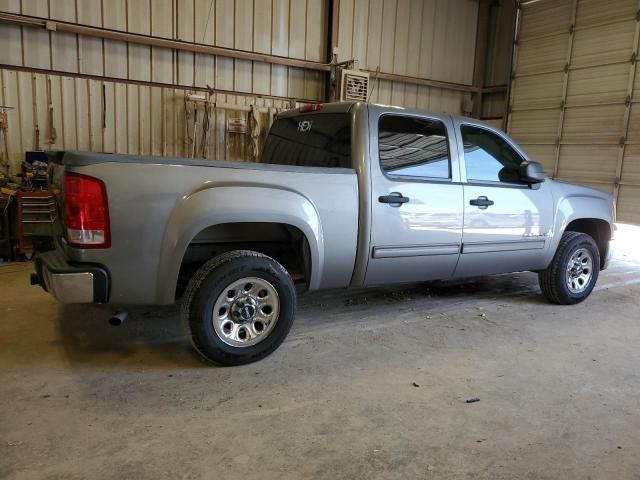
[337,0,478,85]
[509,0,640,223]
[0,0,498,174]
[0,68,297,174]
[0,0,328,99]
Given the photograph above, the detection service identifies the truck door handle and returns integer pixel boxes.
[469,196,494,208]
[378,192,409,206]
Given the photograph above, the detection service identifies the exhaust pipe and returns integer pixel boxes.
[108,311,128,326]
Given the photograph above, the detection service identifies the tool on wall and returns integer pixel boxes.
[0,105,12,177]
[45,77,57,145]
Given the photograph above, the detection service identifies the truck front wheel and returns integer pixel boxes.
[182,250,296,365]
[538,231,600,305]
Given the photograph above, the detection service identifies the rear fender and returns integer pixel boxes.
[156,183,323,303]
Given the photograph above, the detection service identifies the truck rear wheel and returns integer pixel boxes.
[182,250,296,365]
[538,231,600,305]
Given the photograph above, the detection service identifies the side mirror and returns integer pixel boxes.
[519,160,546,184]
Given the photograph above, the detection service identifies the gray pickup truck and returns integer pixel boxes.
[34,102,615,365]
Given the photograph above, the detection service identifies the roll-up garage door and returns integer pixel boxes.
[508,0,640,224]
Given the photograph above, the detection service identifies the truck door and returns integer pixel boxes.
[364,111,464,286]
[452,121,554,278]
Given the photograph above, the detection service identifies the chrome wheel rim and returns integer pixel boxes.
[212,277,280,348]
[565,248,593,294]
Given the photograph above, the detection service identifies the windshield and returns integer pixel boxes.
[261,113,352,168]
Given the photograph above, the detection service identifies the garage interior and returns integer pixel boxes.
[1,0,640,478]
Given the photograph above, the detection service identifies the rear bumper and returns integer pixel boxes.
[33,250,110,303]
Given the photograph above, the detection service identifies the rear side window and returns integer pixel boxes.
[261,113,351,168]
[378,115,450,180]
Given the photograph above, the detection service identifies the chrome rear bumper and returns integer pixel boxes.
[33,250,110,303]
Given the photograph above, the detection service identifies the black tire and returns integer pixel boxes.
[538,231,600,305]
[182,250,296,365]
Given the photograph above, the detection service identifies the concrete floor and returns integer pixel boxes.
[2,242,640,479]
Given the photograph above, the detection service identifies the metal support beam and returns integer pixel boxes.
[327,0,340,101]
[0,11,499,101]
[471,0,493,118]
[363,70,479,94]
[0,12,331,72]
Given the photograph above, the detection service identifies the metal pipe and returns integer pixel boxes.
[108,311,128,326]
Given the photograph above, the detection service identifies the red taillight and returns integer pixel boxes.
[298,103,323,113]
[64,173,111,248]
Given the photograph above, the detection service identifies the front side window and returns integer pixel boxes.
[378,115,451,180]
[461,125,524,184]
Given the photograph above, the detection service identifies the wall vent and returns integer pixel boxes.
[339,69,370,102]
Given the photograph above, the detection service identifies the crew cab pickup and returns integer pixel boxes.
[34,102,615,365]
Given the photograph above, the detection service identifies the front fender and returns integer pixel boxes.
[545,182,614,265]
[156,182,324,303]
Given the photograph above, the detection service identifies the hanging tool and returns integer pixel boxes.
[46,77,57,145]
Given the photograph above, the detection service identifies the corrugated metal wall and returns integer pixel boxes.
[0,0,327,98]
[481,0,515,124]
[338,0,478,113]
[508,0,640,224]
[0,0,492,175]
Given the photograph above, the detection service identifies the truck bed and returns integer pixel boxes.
[47,151,360,304]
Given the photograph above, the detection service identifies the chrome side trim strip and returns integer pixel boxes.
[462,240,545,254]
[372,244,461,258]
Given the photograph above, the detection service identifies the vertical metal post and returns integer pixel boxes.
[471,0,493,118]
